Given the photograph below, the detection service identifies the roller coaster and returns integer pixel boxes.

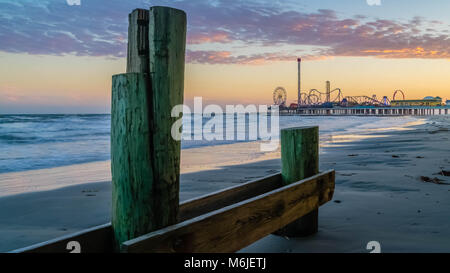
[297,91,396,107]
[272,81,406,109]
[302,88,343,105]
[289,81,405,107]
[272,60,410,109]
[341,95,390,107]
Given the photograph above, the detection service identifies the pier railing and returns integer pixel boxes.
[291,106,449,116]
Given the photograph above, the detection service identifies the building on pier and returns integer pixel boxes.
[391,96,442,107]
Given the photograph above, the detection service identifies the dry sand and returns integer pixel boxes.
[0,116,449,252]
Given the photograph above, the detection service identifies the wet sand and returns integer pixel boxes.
[0,116,449,252]
[243,116,450,253]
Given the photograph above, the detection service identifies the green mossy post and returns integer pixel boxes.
[275,126,319,237]
[111,6,187,251]
[148,6,186,230]
[111,73,154,249]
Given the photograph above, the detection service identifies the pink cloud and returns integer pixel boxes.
[184,6,450,63]
[0,0,448,63]
[186,50,333,65]
[187,31,232,44]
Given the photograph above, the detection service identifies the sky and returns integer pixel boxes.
[0,0,449,113]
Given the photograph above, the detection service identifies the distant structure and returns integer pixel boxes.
[343,94,387,106]
[297,58,301,107]
[391,96,443,107]
[273,86,287,106]
[270,59,449,115]
[301,81,343,105]
[295,58,342,106]
[393,90,405,100]
[326,81,331,103]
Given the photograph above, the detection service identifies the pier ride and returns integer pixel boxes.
[283,83,449,116]
[273,87,287,106]
[293,84,403,108]
[306,88,343,105]
[343,95,388,107]
[393,90,405,101]
[284,58,447,115]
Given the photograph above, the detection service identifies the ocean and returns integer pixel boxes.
[0,114,423,174]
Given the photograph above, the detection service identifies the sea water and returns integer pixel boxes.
[0,114,422,174]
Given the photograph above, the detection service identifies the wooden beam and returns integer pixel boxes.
[13,170,333,253]
[179,173,282,221]
[121,170,335,253]
[12,173,281,253]
[275,126,319,237]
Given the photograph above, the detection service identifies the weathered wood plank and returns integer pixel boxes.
[275,126,320,237]
[121,170,335,253]
[13,173,281,253]
[13,170,334,253]
[179,173,282,221]
[126,9,149,74]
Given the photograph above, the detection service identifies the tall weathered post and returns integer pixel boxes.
[276,126,319,237]
[126,9,149,74]
[111,6,187,250]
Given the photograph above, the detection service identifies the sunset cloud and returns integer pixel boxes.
[0,0,448,64]
[185,50,334,65]
[187,31,232,44]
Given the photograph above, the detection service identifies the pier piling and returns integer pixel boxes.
[275,126,320,237]
[111,6,186,250]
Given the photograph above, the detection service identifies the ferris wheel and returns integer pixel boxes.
[273,87,287,106]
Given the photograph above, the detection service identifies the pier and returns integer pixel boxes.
[286,106,450,116]
[273,60,449,117]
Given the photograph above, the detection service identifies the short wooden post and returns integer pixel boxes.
[275,126,319,237]
[111,73,154,248]
[111,6,187,250]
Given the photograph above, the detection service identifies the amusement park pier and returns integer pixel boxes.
[272,58,450,116]
[292,105,449,116]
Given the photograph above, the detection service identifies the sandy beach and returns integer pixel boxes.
[1,116,449,252]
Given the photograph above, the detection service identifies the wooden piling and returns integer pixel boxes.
[147,5,187,232]
[111,6,187,250]
[111,73,154,249]
[127,9,149,74]
[275,126,319,237]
